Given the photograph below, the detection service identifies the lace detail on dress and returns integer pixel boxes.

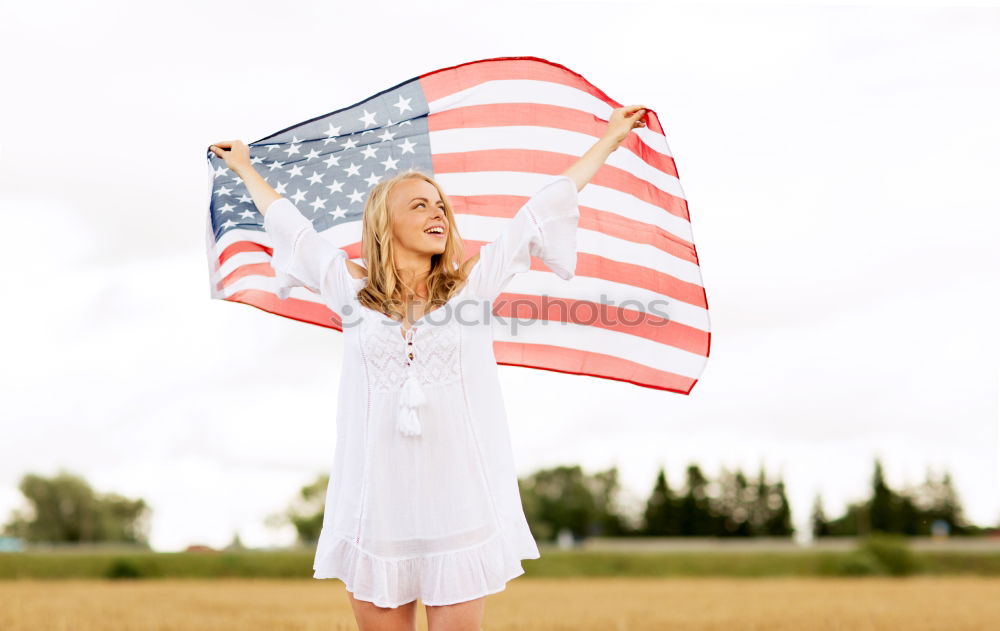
[411,320,461,385]
[361,312,461,393]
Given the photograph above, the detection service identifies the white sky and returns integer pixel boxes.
[1,1,998,551]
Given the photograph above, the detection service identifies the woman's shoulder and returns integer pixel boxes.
[459,252,481,278]
[345,258,368,280]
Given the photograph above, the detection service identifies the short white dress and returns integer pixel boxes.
[262,174,580,608]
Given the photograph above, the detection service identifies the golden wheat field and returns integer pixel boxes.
[2,576,998,630]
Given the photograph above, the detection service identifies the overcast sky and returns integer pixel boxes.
[1,1,997,551]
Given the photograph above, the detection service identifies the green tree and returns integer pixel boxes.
[678,464,714,536]
[519,465,598,542]
[713,467,753,537]
[641,466,677,536]
[761,478,795,536]
[588,466,630,537]
[810,493,831,538]
[896,490,922,535]
[920,469,970,535]
[826,499,866,536]
[821,459,974,537]
[266,473,328,545]
[869,457,898,534]
[709,465,795,538]
[1,470,150,545]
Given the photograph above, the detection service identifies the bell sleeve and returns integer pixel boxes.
[466,174,581,303]
[262,197,358,313]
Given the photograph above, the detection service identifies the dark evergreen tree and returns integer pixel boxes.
[678,464,713,536]
[748,465,771,535]
[641,466,676,536]
[869,457,898,534]
[713,467,753,537]
[821,460,975,537]
[896,489,922,535]
[763,478,794,536]
[810,493,831,538]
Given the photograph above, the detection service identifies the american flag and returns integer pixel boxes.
[205,56,710,394]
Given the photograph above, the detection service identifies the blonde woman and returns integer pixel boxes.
[209,104,646,631]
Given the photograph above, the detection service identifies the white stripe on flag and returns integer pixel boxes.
[425,78,674,157]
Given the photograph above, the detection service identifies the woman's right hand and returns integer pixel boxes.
[208,140,252,176]
[602,105,647,149]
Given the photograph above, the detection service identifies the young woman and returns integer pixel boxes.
[209,104,647,631]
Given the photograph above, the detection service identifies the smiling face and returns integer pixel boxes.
[387,177,449,256]
[355,170,468,321]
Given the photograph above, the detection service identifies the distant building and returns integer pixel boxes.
[931,519,951,538]
[0,536,24,552]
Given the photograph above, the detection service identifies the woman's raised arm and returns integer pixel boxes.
[560,104,648,191]
[209,140,280,216]
[462,105,649,301]
[208,139,358,307]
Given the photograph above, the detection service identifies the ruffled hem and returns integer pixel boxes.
[312,528,539,608]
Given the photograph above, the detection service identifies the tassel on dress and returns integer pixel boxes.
[397,373,427,436]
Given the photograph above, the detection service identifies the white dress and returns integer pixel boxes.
[262,174,580,608]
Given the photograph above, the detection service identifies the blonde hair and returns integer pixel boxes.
[355,169,468,321]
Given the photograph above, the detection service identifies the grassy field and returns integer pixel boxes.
[3,543,1000,579]
[2,576,999,630]
[2,539,998,629]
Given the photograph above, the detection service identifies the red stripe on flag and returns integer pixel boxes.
[427,103,678,179]
[217,260,273,293]
[432,148,688,223]
[492,292,709,356]
[493,340,698,394]
[217,239,268,268]
[225,288,346,331]
[215,241,365,291]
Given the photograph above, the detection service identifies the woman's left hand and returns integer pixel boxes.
[603,105,648,149]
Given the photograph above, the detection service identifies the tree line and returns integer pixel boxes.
[1,457,987,546]
[519,457,981,541]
